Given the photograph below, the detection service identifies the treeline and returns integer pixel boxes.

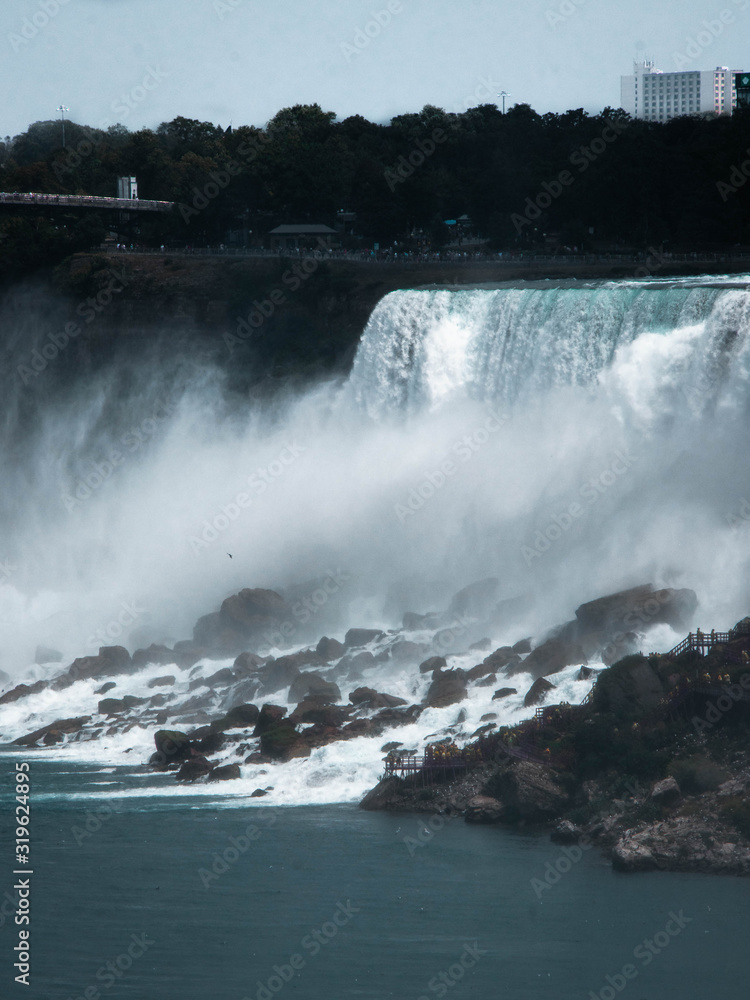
[2,101,750,262]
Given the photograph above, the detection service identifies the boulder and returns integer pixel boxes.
[253,704,288,735]
[390,640,428,663]
[172,640,207,669]
[35,645,62,664]
[292,703,351,727]
[465,795,504,824]
[482,646,517,671]
[511,638,532,654]
[233,651,267,676]
[601,631,640,667]
[476,674,498,688]
[64,645,133,685]
[344,628,384,649]
[515,634,586,679]
[96,682,117,694]
[470,638,492,652]
[131,644,174,669]
[259,719,311,761]
[348,687,408,710]
[175,757,213,782]
[523,678,556,708]
[220,588,291,633]
[208,763,242,781]
[13,716,91,746]
[419,656,446,674]
[577,666,596,681]
[593,654,665,717]
[338,650,376,675]
[260,651,321,694]
[210,703,260,731]
[153,729,193,762]
[492,687,517,701]
[424,670,467,708]
[575,584,697,635]
[485,761,569,823]
[446,578,499,619]
[316,636,346,660]
[650,776,681,805]
[288,672,341,704]
[147,675,175,688]
[190,730,225,754]
[251,788,268,797]
[0,680,48,705]
[466,661,497,682]
[551,820,583,844]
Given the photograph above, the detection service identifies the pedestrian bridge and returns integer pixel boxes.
[0,192,173,213]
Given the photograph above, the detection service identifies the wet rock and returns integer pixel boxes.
[288,672,341,704]
[292,703,351,727]
[208,763,241,781]
[344,628,384,648]
[360,777,406,811]
[523,678,556,708]
[551,820,583,844]
[154,729,193,762]
[131,644,175,669]
[650,777,681,805]
[96,682,117,695]
[175,757,213,782]
[492,687,517,701]
[515,635,586,679]
[592,655,664,716]
[381,741,403,752]
[471,723,497,738]
[316,636,346,660]
[446,578,499,619]
[253,704,288,734]
[0,680,48,705]
[210,703,260,731]
[601,631,640,666]
[259,720,311,761]
[390,640,428,663]
[233,651,267,676]
[466,661,497,682]
[191,731,225,755]
[190,667,234,691]
[349,687,407,710]
[371,705,422,729]
[470,638,492,652]
[425,670,467,708]
[465,795,504,824]
[476,674,498,687]
[577,666,596,680]
[260,651,322,694]
[575,584,697,636]
[13,716,91,747]
[35,645,62,664]
[251,788,268,797]
[511,638,532,654]
[172,640,208,669]
[485,761,569,823]
[419,656,446,674]
[147,675,175,689]
[62,645,133,686]
[611,817,750,874]
[480,713,498,721]
[338,650,376,675]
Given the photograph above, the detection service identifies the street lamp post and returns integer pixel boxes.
[56,105,69,148]
[497,91,511,114]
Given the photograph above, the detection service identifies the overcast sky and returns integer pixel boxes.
[2,0,749,138]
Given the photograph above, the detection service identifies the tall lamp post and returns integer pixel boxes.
[497,91,511,114]
[56,105,69,148]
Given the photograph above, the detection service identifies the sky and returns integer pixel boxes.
[1,0,749,138]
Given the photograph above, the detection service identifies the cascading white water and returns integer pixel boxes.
[1,277,750,675]
[2,275,750,802]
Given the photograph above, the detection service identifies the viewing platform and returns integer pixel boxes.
[0,192,174,213]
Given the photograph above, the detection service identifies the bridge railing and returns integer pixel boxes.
[0,192,173,212]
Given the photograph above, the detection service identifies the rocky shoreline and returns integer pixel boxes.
[2,578,749,876]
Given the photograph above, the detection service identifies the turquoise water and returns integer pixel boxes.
[0,754,746,999]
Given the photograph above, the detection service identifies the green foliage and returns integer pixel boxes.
[668,755,729,794]
[719,796,750,839]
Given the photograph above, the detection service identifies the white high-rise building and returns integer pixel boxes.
[621,61,741,121]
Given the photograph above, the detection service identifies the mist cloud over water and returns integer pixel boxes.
[1,277,750,678]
